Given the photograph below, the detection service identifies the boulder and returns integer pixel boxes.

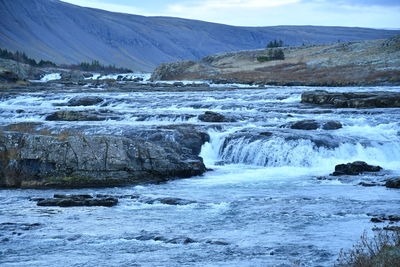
[45,110,112,121]
[66,96,104,106]
[385,178,400,189]
[301,90,400,108]
[322,121,343,130]
[35,194,118,207]
[290,120,320,130]
[0,132,206,188]
[198,111,234,123]
[331,161,382,176]
[288,120,342,130]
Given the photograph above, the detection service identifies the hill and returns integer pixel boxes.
[1,0,400,71]
[151,36,400,86]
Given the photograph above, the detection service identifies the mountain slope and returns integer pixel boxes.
[1,0,399,71]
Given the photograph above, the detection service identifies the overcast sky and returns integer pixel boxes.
[60,0,400,28]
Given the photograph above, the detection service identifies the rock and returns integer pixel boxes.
[133,231,197,245]
[0,132,206,188]
[0,68,19,83]
[289,120,342,130]
[66,96,104,106]
[45,110,111,121]
[290,120,320,130]
[385,178,400,189]
[140,197,196,205]
[370,215,400,223]
[322,121,342,130]
[173,82,184,87]
[206,240,230,246]
[198,111,234,123]
[301,90,400,108]
[331,161,382,176]
[35,194,118,207]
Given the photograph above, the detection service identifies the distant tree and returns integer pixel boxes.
[267,39,284,48]
[257,48,285,62]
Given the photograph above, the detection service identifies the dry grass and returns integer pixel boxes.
[336,229,400,267]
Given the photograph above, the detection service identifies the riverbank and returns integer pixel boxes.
[151,35,400,86]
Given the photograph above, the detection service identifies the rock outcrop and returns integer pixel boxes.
[301,90,400,108]
[0,131,207,188]
[331,161,382,176]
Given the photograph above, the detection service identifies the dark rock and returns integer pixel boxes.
[173,82,184,87]
[141,197,196,206]
[0,132,206,188]
[290,120,320,130]
[331,161,382,176]
[359,182,379,187]
[301,90,400,108]
[35,194,118,207]
[385,178,400,188]
[66,96,104,106]
[198,111,234,123]
[322,121,343,130]
[45,110,112,121]
[206,240,230,246]
[370,215,400,223]
[289,120,342,130]
[0,69,19,83]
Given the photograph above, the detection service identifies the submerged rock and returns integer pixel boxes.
[0,131,206,188]
[331,161,382,176]
[385,178,400,189]
[35,194,118,207]
[140,197,196,206]
[301,90,400,108]
[66,96,104,106]
[198,111,234,123]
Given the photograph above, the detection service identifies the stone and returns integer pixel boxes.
[331,161,382,176]
[35,194,118,207]
[141,197,196,206]
[198,111,234,123]
[322,121,343,130]
[45,110,111,121]
[385,178,400,189]
[290,120,320,130]
[66,96,104,106]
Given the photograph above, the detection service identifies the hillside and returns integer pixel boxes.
[151,36,400,86]
[1,0,400,71]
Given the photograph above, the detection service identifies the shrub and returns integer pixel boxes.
[257,49,285,62]
[336,229,400,267]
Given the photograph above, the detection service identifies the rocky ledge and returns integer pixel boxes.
[301,90,400,108]
[0,128,208,188]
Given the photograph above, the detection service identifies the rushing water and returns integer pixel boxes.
[0,85,400,266]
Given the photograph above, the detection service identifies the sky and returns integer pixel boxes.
[60,0,400,28]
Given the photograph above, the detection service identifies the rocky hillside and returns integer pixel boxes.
[152,36,400,86]
[1,0,400,71]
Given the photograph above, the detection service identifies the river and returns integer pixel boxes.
[0,85,399,266]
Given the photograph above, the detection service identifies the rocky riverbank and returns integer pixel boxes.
[151,35,400,86]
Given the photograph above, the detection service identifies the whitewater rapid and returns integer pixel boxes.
[0,85,399,266]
